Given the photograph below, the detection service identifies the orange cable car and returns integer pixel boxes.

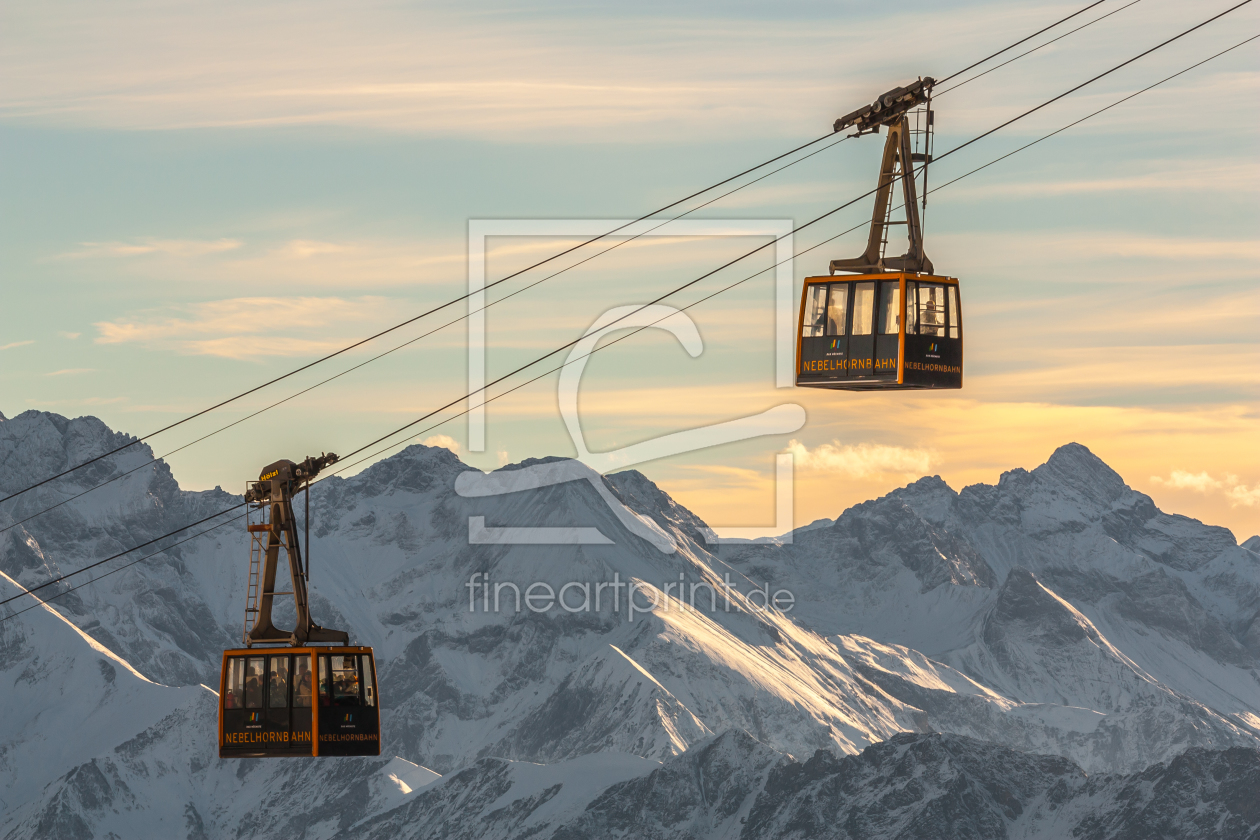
[796,77,963,391]
[218,454,381,759]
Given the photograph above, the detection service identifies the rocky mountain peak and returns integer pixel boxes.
[336,443,473,499]
[1243,535,1260,553]
[495,454,571,472]
[887,474,957,524]
[0,410,154,495]
[1036,441,1129,503]
[818,487,996,593]
[606,468,713,547]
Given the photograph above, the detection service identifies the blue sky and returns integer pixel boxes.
[1,0,1257,537]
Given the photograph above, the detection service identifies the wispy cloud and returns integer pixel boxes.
[94,296,394,359]
[787,440,933,477]
[421,434,461,454]
[60,238,243,260]
[0,340,34,350]
[58,331,81,339]
[947,161,1260,199]
[45,368,94,376]
[35,396,127,407]
[1150,470,1260,508]
[5,0,1236,141]
[1150,470,1222,493]
[1228,485,1260,508]
[937,231,1260,267]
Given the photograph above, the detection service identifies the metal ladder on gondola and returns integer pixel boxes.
[242,503,270,646]
[829,77,935,276]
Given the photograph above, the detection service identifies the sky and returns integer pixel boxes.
[1,0,1258,540]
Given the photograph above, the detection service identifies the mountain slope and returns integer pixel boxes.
[718,444,1260,730]
[335,730,1260,840]
[2,410,1260,838]
[0,570,204,810]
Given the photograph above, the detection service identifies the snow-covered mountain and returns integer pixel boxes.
[339,730,1260,840]
[1,409,1258,838]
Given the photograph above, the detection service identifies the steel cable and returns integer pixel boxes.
[3,10,1253,621]
[0,0,1165,509]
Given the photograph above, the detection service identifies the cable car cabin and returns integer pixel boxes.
[220,453,381,759]
[798,78,964,390]
[219,646,380,758]
[796,273,962,390]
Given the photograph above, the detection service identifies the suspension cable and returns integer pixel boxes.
[325,31,1260,481]
[0,132,852,543]
[937,0,1111,84]
[0,0,1172,509]
[0,132,840,509]
[936,0,1147,96]
[328,0,1257,468]
[3,11,1253,621]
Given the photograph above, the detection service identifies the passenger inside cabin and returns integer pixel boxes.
[293,662,312,708]
[270,666,289,706]
[922,294,944,337]
[224,659,245,709]
[332,674,362,706]
[245,676,261,708]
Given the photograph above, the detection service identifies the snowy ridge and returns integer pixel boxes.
[1,411,1259,837]
[322,731,1260,840]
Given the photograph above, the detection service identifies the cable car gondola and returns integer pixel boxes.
[218,453,381,758]
[796,78,963,391]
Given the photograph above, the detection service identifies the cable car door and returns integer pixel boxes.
[874,279,901,378]
[316,652,381,756]
[798,281,851,380]
[847,280,877,377]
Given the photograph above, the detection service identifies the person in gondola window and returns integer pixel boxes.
[245,676,262,708]
[294,664,312,708]
[923,295,943,336]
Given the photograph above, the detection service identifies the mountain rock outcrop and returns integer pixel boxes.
[2,410,1258,838]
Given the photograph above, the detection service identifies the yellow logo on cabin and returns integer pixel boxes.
[259,470,279,481]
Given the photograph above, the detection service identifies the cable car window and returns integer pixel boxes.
[878,282,900,334]
[826,284,848,336]
[919,284,946,337]
[318,655,330,706]
[851,282,876,336]
[245,657,265,709]
[905,283,919,334]
[269,656,290,708]
[948,286,960,339]
[361,656,376,707]
[802,284,827,338]
[330,655,362,706]
[293,656,312,708]
[225,658,245,709]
